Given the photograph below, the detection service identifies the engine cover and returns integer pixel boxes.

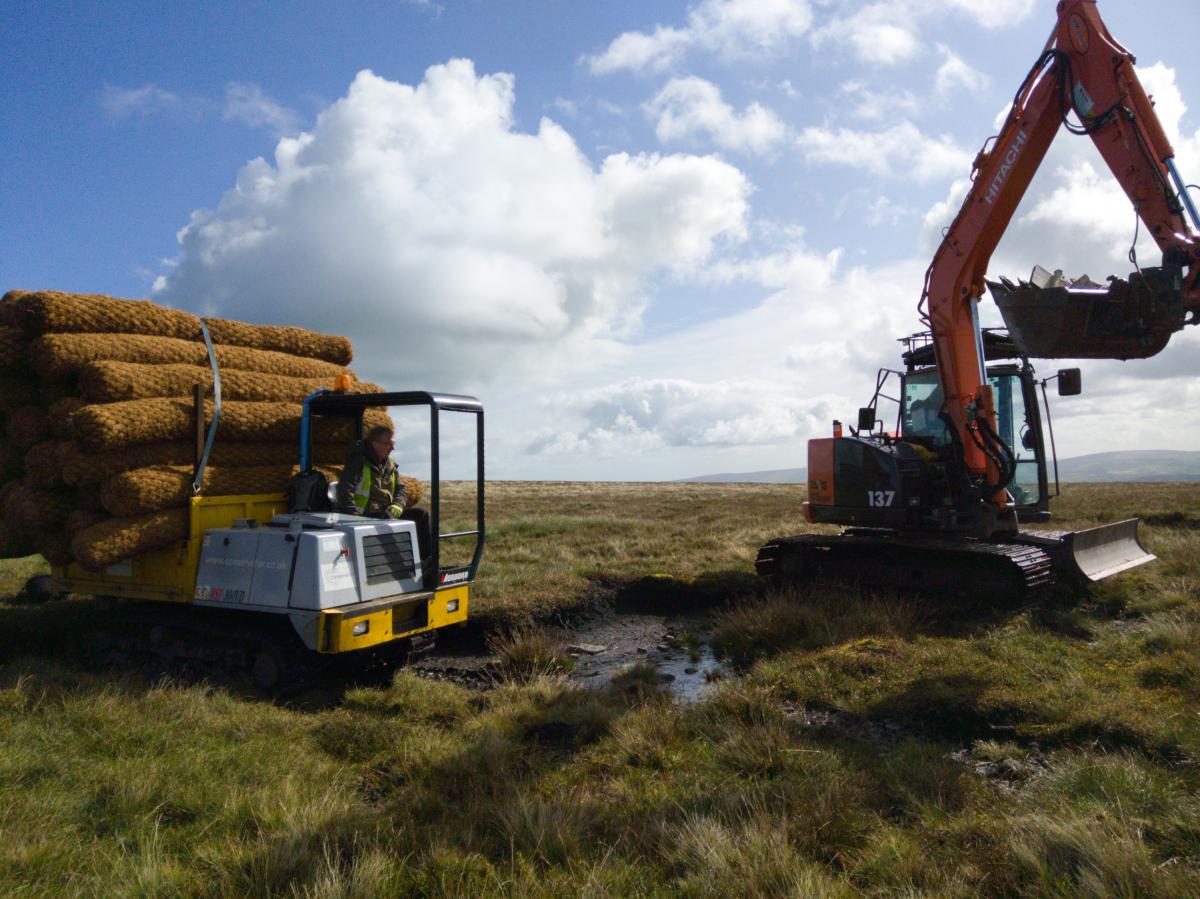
[193,513,423,613]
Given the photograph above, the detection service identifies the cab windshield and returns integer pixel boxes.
[901,369,1041,506]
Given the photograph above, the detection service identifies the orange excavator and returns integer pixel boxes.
[757,0,1198,594]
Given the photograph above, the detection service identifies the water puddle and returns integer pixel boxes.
[560,610,723,702]
[413,609,726,703]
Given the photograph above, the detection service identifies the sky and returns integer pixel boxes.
[3,0,1199,481]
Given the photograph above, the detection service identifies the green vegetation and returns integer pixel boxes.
[2,481,1199,895]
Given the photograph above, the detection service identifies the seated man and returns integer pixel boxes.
[336,425,431,563]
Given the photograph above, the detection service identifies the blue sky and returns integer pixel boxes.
[4,0,1199,479]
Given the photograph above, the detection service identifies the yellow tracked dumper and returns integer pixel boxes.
[46,390,485,689]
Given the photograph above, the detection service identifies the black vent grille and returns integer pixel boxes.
[361,532,417,585]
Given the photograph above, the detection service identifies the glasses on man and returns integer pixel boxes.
[372,439,395,447]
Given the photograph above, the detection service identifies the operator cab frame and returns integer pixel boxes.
[854,330,1081,525]
[302,390,485,591]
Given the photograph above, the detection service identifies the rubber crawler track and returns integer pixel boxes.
[756,530,1056,597]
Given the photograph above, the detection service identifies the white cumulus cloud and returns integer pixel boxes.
[810,4,922,67]
[935,44,989,95]
[223,82,300,135]
[100,84,181,118]
[796,120,972,181]
[586,0,813,74]
[528,376,832,456]
[645,76,787,156]
[153,61,751,389]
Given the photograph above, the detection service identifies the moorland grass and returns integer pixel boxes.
[0,480,1198,895]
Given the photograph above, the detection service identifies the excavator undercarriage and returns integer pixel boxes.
[757,519,1152,598]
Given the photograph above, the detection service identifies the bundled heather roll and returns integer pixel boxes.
[0,521,34,559]
[0,292,29,326]
[47,398,85,439]
[0,443,20,481]
[15,291,201,339]
[204,318,353,366]
[58,440,349,485]
[39,381,78,405]
[71,508,189,571]
[399,476,423,508]
[0,375,38,415]
[1,482,75,533]
[78,360,382,404]
[36,528,72,566]
[72,398,392,451]
[100,463,342,517]
[24,441,65,485]
[65,509,108,536]
[0,325,27,368]
[30,333,351,381]
[13,292,355,365]
[6,406,49,450]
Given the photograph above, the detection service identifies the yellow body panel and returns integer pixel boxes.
[52,494,288,602]
[318,585,469,653]
[52,493,471,655]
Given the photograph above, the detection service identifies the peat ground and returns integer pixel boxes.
[1,481,1198,895]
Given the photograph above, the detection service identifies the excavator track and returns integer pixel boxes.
[755,530,1056,597]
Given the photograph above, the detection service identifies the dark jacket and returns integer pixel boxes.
[335,441,407,516]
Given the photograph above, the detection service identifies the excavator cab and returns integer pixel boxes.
[898,362,1050,522]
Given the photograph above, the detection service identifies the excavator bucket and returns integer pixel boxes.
[987,266,1186,360]
[1026,519,1157,583]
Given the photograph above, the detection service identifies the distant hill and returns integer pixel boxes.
[1058,450,1200,483]
[681,450,1200,484]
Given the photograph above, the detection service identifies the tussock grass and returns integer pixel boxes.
[2,481,1200,894]
[713,583,924,667]
[487,628,576,682]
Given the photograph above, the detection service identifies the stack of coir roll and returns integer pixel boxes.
[0,290,401,571]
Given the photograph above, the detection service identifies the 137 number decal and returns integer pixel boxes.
[867,490,895,508]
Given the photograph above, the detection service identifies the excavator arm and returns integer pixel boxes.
[922,0,1199,516]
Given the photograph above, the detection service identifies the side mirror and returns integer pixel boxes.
[857,407,877,432]
[1057,368,1082,396]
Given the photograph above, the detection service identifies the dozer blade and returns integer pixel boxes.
[1033,518,1157,583]
[987,267,1186,360]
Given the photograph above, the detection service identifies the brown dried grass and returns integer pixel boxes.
[15,291,201,339]
[100,464,342,517]
[78,360,381,403]
[30,333,350,381]
[71,508,189,571]
[6,406,48,451]
[71,398,391,451]
[204,317,353,365]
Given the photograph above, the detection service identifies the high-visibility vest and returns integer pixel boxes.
[352,462,399,513]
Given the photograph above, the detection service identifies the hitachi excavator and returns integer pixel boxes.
[757,0,1198,595]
